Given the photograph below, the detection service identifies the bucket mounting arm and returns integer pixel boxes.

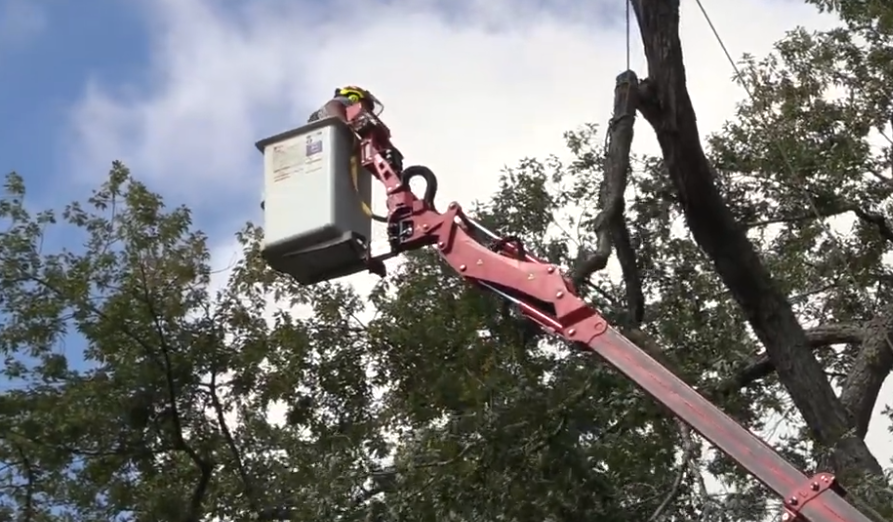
[342,103,872,522]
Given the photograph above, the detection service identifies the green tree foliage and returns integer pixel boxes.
[0,162,686,521]
[1,2,893,522]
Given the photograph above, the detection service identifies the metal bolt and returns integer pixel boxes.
[547,266,555,273]
[556,291,564,298]
[438,242,445,249]
[789,498,797,505]
[811,482,819,491]
[449,202,456,209]
[459,265,466,271]
[782,514,790,521]
[567,328,576,336]
[422,224,429,230]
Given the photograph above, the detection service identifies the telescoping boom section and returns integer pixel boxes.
[274,102,875,522]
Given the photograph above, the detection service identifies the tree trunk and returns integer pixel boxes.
[627,0,883,482]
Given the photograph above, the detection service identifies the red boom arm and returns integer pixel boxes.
[343,104,872,522]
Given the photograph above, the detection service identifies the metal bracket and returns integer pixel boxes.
[781,473,842,522]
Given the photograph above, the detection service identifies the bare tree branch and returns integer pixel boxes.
[647,419,697,522]
[624,317,864,396]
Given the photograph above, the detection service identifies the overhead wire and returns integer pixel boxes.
[691,0,893,372]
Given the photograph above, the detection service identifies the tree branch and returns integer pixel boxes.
[209,368,259,514]
[572,71,645,326]
[613,215,646,327]
[744,203,854,228]
[137,260,213,522]
[16,445,35,522]
[715,323,864,394]
[647,420,697,522]
[23,264,216,520]
[853,207,893,243]
[806,323,865,347]
[839,306,893,439]
[628,0,882,479]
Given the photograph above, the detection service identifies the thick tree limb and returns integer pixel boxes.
[745,201,893,245]
[625,322,861,398]
[632,313,888,438]
[806,323,865,347]
[716,323,864,394]
[839,306,893,439]
[573,71,645,326]
[628,0,883,478]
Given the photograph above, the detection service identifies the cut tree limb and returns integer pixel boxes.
[572,70,645,327]
[628,0,883,480]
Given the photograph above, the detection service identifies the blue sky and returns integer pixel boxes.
[0,0,631,380]
[0,0,156,378]
[0,0,147,199]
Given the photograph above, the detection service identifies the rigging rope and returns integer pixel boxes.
[692,0,893,368]
[603,1,635,154]
[625,0,631,72]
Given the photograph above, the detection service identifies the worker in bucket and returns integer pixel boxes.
[307,85,384,122]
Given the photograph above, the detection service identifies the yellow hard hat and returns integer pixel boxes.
[334,85,384,115]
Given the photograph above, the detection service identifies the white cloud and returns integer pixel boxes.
[65,0,891,497]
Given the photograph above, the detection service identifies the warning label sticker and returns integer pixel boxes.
[271,142,302,182]
[270,131,326,182]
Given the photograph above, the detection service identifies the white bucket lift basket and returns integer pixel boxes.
[256,117,372,285]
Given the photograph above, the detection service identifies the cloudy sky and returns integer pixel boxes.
[0,0,888,483]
